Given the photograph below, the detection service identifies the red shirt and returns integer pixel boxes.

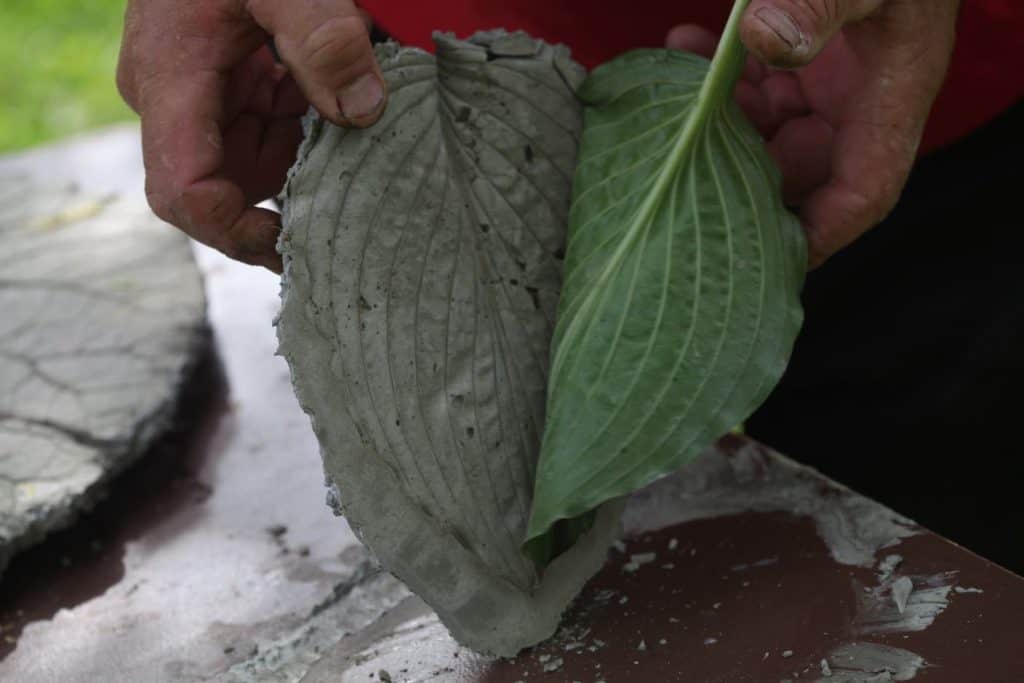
[362,0,1024,153]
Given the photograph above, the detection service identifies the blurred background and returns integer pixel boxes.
[1,0,131,152]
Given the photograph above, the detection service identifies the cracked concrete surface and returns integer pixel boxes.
[0,158,207,577]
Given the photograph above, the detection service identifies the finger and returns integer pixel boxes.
[272,76,310,118]
[358,8,374,33]
[163,177,283,273]
[221,114,303,203]
[766,113,833,203]
[248,0,385,128]
[731,67,812,139]
[666,24,768,83]
[224,46,287,121]
[223,48,308,120]
[115,1,143,110]
[740,0,883,68]
[799,1,958,268]
[139,69,227,223]
[140,70,282,271]
[799,114,917,269]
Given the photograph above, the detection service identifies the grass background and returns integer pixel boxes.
[0,0,133,153]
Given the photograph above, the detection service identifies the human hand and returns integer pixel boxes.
[667,0,959,268]
[117,0,386,272]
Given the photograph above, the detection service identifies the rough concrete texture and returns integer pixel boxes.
[277,32,626,656]
[0,172,207,577]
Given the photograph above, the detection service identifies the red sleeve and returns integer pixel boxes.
[361,0,1024,153]
[921,0,1024,152]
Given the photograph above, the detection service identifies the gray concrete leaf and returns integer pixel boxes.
[277,32,622,656]
[0,176,207,576]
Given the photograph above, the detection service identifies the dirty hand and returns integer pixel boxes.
[117,0,387,272]
[668,0,959,268]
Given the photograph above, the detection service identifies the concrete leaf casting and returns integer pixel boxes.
[277,32,623,656]
[0,178,207,577]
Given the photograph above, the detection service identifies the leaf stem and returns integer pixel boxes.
[547,0,753,391]
[697,0,751,115]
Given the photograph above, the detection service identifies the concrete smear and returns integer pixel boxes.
[854,571,955,635]
[622,439,918,567]
[816,642,926,682]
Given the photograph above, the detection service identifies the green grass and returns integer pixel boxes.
[0,0,134,153]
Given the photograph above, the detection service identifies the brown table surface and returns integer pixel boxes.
[1,128,1021,683]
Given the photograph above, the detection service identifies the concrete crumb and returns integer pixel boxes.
[668,538,679,551]
[782,649,794,658]
[877,554,903,579]
[637,640,646,651]
[954,586,984,594]
[730,556,779,572]
[820,658,833,677]
[623,552,657,572]
[703,638,718,646]
[541,656,564,672]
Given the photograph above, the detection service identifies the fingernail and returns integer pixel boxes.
[337,73,385,123]
[755,7,806,54]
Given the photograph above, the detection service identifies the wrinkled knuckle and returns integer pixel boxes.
[299,15,371,78]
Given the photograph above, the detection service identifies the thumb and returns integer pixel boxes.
[248,0,385,127]
[741,0,884,67]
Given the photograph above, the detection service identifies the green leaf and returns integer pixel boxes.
[525,3,807,563]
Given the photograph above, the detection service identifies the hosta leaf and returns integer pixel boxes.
[277,32,623,657]
[525,17,807,559]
